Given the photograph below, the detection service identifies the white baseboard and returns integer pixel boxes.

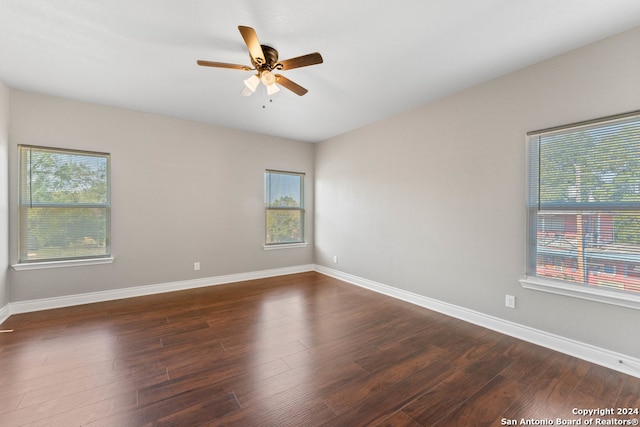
[0,303,10,326]
[7,264,315,315]
[314,265,640,379]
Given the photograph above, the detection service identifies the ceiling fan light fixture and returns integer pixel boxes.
[243,74,260,92]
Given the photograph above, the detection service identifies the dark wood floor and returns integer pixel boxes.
[1,272,638,426]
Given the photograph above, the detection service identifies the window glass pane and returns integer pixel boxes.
[536,211,640,293]
[21,207,109,261]
[18,145,110,262]
[538,117,640,209]
[21,147,109,206]
[266,209,302,244]
[265,172,301,208]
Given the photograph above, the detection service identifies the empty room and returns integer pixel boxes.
[1,1,640,426]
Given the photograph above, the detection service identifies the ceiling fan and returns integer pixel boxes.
[197,26,323,97]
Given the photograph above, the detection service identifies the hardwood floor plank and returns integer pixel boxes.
[374,410,423,427]
[617,374,640,408]
[85,389,239,427]
[497,339,567,385]
[207,396,336,427]
[574,363,627,402]
[433,374,527,426]
[324,344,447,414]
[0,392,24,416]
[17,368,164,410]
[0,359,115,395]
[233,360,366,408]
[2,386,137,427]
[140,356,291,409]
[499,353,591,421]
[327,359,456,426]
[400,355,513,425]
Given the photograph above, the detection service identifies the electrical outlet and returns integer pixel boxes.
[333,255,338,263]
[505,294,516,309]
[194,262,200,271]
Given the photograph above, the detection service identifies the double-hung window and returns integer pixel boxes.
[523,112,640,307]
[18,145,111,264]
[264,170,305,246]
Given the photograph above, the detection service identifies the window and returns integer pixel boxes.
[264,170,305,246]
[524,112,640,306]
[18,145,110,263]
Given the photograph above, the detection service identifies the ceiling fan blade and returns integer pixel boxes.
[277,52,323,70]
[197,60,252,71]
[238,26,265,65]
[275,74,308,96]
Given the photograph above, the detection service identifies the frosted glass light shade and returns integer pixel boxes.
[260,70,276,86]
[266,83,280,95]
[243,74,260,92]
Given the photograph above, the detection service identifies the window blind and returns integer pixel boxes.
[527,112,640,293]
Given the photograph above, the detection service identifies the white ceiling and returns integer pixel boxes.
[1,1,640,143]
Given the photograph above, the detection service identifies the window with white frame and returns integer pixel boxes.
[264,170,305,246]
[18,145,111,263]
[524,112,640,304]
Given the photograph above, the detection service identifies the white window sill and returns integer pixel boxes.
[263,242,308,251]
[12,257,115,271]
[520,276,640,310]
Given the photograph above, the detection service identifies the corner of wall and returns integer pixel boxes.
[0,81,10,310]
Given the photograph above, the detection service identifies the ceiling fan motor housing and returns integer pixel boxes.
[258,45,280,70]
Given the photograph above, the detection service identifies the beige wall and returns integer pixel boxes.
[315,27,640,358]
[0,82,9,308]
[8,91,314,301]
